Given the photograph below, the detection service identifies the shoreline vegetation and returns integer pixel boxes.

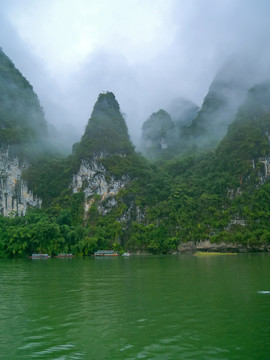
[2,241,270,260]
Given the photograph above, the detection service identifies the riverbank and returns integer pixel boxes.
[177,240,270,254]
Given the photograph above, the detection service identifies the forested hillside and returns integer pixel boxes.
[1,49,270,257]
[0,48,48,158]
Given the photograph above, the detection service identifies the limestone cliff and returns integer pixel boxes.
[0,149,41,216]
[72,156,129,217]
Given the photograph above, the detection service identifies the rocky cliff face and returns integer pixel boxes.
[72,155,129,217]
[177,240,270,254]
[0,149,41,216]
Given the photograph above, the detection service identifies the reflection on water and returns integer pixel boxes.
[0,254,270,359]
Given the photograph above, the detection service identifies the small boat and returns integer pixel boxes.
[94,250,119,256]
[122,252,131,257]
[29,253,50,259]
[54,253,75,258]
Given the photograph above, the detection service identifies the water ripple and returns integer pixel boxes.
[1,256,270,359]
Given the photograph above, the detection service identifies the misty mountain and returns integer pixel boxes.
[192,81,270,187]
[167,98,199,127]
[161,81,270,246]
[73,92,133,160]
[140,109,174,159]
[180,59,255,152]
[2,51,270,256]
[139,59,259,161]
[0,48,48,157]
[140,99,198,160]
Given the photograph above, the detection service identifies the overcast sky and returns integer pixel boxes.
[0,0,270,147]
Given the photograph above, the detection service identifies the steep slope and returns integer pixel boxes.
[0,49,49,216]
[180,59,255,154]
[203,81,270,189]
[0,48,48,155]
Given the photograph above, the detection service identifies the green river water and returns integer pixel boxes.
[0,254,270,359]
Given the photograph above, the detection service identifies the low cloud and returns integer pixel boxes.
[0,0,270,150]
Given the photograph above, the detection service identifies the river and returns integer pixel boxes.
[0,254,270,359]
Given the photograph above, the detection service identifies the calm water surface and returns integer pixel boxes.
[0,254,270,359]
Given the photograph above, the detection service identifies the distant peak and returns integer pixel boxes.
[93,91,120,116]
[73,92,133,159]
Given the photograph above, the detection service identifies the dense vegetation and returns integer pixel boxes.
[0,48,49,159]
[1,48,270,257]
[73,92,134,161]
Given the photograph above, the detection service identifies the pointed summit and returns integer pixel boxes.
[74,92,133,159]
[91,91,122,118]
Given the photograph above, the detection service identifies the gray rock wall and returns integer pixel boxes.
[72,157,129,217]
[0,150,41,216]
[178,240,270,253]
